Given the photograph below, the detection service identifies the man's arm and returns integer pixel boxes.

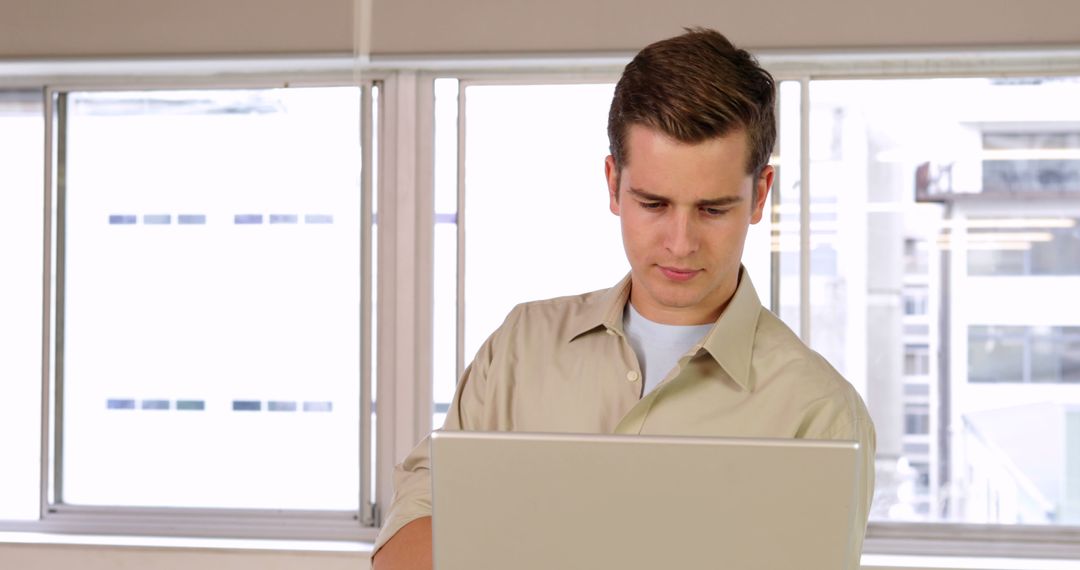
[372,321,505,567]
[371,516,432,570]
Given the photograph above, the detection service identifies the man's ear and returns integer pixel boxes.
[750,165,774,225]
[605,155,621,216]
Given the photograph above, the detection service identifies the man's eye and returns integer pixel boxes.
[703,207,729,217]
[640,201,664,210]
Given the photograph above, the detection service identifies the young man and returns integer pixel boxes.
[372,28,875,570]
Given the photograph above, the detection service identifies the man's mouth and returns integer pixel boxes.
[658,266,700,282]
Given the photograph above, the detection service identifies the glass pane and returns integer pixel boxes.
[0,91,44,520]
[60,87,362,510]
[968,326,1026,383]
[462,83,625,362]
[776,81,803,331]
[810,76,1080,526]
[1031,329,1064,383]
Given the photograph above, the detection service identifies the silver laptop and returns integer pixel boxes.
[430,430,862,570]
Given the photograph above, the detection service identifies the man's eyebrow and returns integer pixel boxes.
[627,187,743,207]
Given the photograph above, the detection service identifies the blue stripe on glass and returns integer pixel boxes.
[141,399,170,410]
[270,214,298,224]
[303,401,333,412]
[107,399,136,409]
[108,215,137,225]
[176,400,205,411]
[232,400,262,411]
[234,214,263,225]
[143,214,171,225]
[304,214,333,224]
[178,214,206,225]
[268,401,297,412]
[435,212,457,224]
[434,402,451,414]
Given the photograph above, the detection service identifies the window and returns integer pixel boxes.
[970,326,1080,383]
[905,345,931,376]
[809,76,1080,530]
[966,217,1080,275]
[0,76,380,539]
[54,87,366,511]
[904,287,929,316]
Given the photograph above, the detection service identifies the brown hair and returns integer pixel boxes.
[608,28,776,182]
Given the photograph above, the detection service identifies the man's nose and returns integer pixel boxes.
[664,211,699,258]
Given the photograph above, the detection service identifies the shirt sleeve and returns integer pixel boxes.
[803,385,877,565]
[371,324,500,553]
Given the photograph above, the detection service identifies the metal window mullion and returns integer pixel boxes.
[359,82,375,527]
[799,78,811,344]
[51,90,69,509]
[769,82,783,315]
[455,82,468,381]
[40,88,59,515]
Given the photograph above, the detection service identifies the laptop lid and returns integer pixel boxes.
[431,430,862,570]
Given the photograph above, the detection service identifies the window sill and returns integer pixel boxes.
[2,533,1077,570]
[861,554,1080,570]
[0,530,373,554]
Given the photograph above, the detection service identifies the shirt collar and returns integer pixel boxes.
[566,268,762,391]
[699,268,762,392]
[566,273,633,342]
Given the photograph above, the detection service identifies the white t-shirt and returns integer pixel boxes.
[623,302,713,396]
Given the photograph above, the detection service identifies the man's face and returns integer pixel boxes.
[606,124,772,325]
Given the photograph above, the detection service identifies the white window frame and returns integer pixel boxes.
[0,59,402,541]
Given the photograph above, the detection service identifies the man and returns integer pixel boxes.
[372,28,875,570]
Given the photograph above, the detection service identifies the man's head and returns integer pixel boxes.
[605,29,776,325]
[607,28,776,193]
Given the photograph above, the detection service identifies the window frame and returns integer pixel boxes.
[0,60,396,541]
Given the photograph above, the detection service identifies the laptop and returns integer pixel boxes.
[430,430,862,570]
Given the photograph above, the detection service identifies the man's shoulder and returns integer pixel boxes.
[752,309,856,398]
[511,286,612,314]
[499,284,617,330]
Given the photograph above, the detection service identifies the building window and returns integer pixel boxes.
[967,218,1080,276]
[969,325,1080,384]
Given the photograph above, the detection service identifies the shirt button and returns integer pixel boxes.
[627,371,640,382]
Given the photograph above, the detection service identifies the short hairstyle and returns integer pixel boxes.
[607,28,776,181]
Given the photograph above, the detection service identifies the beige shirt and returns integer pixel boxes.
[375,270,876,556]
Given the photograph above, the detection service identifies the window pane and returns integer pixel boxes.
[811,76,1080,526]
[461,83,625,363]
[969,326,1025,383]
[776,80,803,331]
[0,91,44,520]
[967,217,1080,276]
[60,88,362,510]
